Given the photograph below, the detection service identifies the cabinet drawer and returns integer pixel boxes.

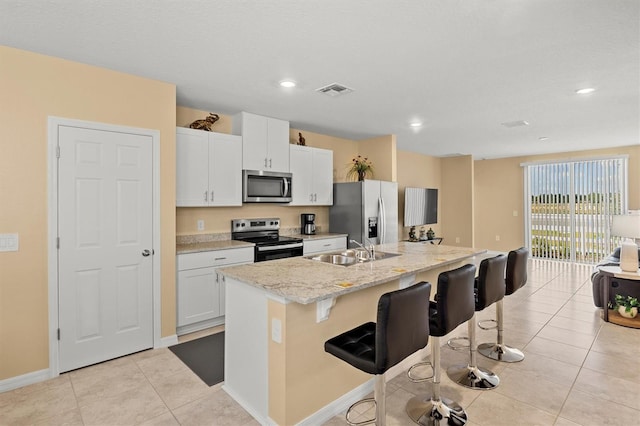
[303,237,347,255]
[178,247,254,270]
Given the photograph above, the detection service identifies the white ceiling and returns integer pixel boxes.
[2,0,639,159]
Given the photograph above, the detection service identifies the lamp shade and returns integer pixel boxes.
[611,213,640,239]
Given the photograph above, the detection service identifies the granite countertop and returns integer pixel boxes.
[176,232,346,254]
[219,242,486,304]
[288,233,348,241]
[176,239,254,254]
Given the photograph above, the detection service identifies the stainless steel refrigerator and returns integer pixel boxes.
[329,180,398,248]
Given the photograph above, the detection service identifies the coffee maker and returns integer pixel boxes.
[301,213,316,235]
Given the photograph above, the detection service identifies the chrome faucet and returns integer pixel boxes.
[350,239,375,259]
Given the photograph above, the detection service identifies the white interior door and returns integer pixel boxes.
[57,125,153,373]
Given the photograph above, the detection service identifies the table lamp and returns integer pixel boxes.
[611,212,640,272]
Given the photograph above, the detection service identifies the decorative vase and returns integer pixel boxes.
[618,306,638,318]
[426,228,435,240]
[358,170,366,181]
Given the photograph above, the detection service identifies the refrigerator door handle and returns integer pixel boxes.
[379,196,386,244]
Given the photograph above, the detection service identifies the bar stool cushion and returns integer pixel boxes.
[325,282,432,375]
[429,264,476,337]
[505,247,528,296]
[475,254,507,311]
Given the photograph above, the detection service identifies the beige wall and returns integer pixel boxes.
[0,46,177,380]
[441,155,475,247]
[357,135,397,182]
[396,150,442,241]
[474,145,640,251]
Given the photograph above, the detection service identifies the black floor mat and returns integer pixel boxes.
[169,332,224,386]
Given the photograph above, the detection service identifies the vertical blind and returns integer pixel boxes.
[524,156,628,264]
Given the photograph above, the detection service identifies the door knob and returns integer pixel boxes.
[142,249,152,257]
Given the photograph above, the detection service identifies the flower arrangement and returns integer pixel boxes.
[347,155,374,181]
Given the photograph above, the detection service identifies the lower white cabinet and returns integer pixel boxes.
[303,236,347,256]
[176,247,253,335]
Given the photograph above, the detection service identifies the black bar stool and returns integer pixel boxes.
[406,264,476,426]
[325,282,432,426]
[478,247,529,362]
[447,254,506,389]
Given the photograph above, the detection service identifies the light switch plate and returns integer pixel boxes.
[271,318,282,343]
[0,233,19,252]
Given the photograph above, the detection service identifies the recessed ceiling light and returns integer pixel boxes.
[279,80,296,88]
[410,122,423,128]
[538,137,549,141]
[575,87,595,95]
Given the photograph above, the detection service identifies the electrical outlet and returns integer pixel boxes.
[455,237,460,243]
[495,235,501,241]
[271,318,282,343]
[197,219,205,231]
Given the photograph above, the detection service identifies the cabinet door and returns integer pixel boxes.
[210,133,242,206]
[289,145,313,205]
[266,117,290,172]
[176,128,210,206]
[312,148,333,205]
[239,112,269,171]
[177,267,221,326]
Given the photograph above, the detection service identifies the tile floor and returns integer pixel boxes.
[1,258,639,425]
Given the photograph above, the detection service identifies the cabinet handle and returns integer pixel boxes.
[323,243,331,247]
[214,257,227,261]
[264,158,268,167]
[314,193,317,202]
[211,191,214,202]
[269,158,272,168]
[204,191,208,202]
[310,193,313,201]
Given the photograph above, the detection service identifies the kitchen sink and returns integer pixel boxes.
[306,249,401,266]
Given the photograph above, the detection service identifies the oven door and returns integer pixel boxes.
[243,170,292,203]
[255,243,303,262]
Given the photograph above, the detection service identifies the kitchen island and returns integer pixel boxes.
[218,242,485,425]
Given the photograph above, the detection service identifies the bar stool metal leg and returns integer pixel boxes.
[446,313,500,389]
[477,300,524,363]
[345,373,385,426]
[406,337,468,425]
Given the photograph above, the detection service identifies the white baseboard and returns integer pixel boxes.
[296,378,375,426]
[157,334,179,348]
[222,385,272,425]
[0,368,52,393]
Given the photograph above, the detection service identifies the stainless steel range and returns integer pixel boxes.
[231,218,303,262]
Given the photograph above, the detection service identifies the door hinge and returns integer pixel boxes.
[56,237,60,249]
[56,146,60,158]
[57,328,60,340]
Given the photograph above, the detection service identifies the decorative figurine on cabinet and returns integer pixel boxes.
[188,113,220,131]
[298,132,306,146]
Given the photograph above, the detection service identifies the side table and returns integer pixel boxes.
[599,265,640,326]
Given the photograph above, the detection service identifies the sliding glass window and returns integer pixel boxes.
[523,156,628,263]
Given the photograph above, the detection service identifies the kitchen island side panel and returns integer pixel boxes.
[223,278,269,423]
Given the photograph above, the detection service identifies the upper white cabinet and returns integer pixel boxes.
[289,145,333,206]
[176,127,242,207]
[232,112,290,172]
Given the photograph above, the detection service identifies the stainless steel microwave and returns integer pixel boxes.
[242,170,292,203]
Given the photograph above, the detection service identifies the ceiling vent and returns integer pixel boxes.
[316,83,354,97]
[501,120,529,128]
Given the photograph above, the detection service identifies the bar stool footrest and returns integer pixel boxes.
[346,397,376,426]
[446,336,470,351]
[477,319,498,330]
[407,361,434,383]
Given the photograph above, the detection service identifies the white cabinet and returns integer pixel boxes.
[303,236,347,256]
[289,145,333,205]
[176,247,253,335]
[232,112,290,172]
[176,127,242,207]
